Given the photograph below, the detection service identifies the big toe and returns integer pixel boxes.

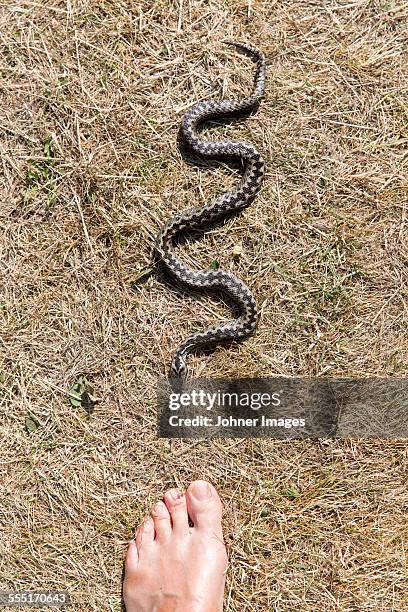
[186,480,223,536]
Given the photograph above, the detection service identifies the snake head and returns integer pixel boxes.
[171,353,187,378]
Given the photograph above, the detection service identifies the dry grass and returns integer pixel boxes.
[0,0,407,610]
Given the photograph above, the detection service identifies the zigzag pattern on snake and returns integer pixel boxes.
[156,41,266,377]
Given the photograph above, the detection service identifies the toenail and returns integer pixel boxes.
[191,481,212,500]
[170,489,183,501]
[153,501,166,514]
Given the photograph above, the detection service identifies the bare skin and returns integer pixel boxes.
[123,480,227,612]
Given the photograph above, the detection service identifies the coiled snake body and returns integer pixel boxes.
[156,41,266,376]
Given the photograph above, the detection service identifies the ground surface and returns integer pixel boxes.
[0,0,407,610]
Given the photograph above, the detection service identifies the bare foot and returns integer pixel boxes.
[123,480,227,612]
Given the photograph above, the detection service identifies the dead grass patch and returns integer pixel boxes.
[0,1,407,610]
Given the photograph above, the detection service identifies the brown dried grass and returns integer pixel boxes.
[0,0,407,610]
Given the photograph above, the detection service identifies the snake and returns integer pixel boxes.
[155,41,266,377]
